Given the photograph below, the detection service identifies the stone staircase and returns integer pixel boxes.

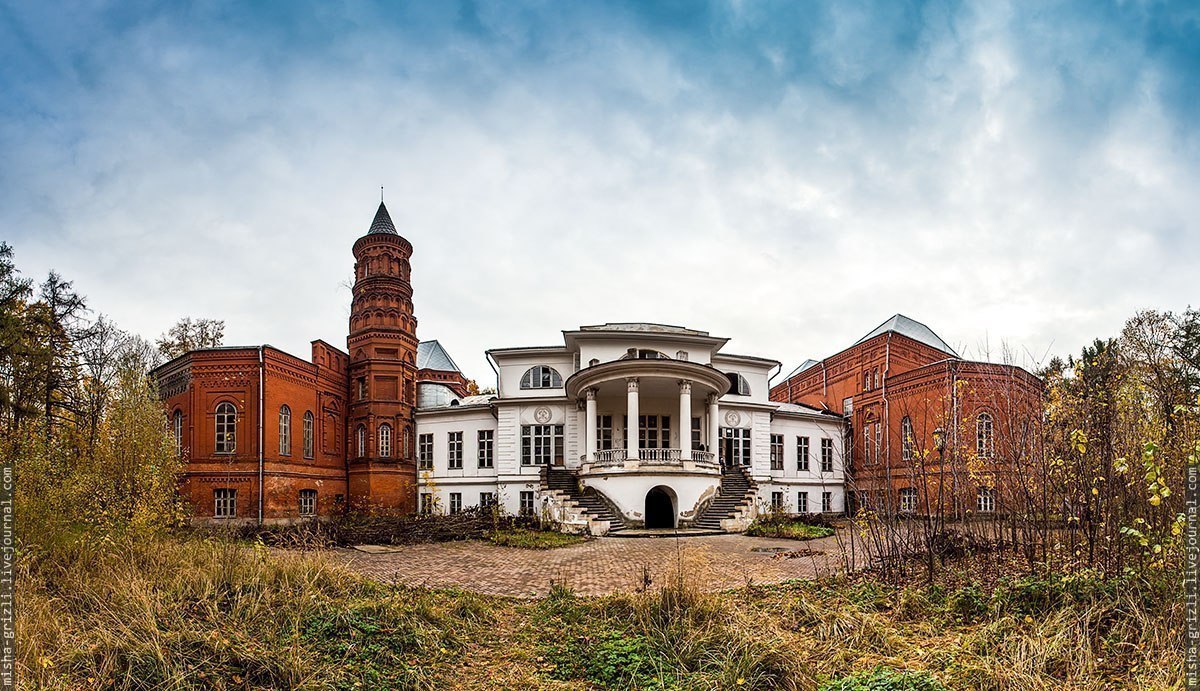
[692,465,758,531]
[540,466,626,535]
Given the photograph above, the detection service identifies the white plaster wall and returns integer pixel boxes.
[758,481,845,515]
[415,408,498,478]
[494,353,573,398]
[417,482,503,514]
[766,416,846,484]
[576,339,716,367]
[580,474,721,524]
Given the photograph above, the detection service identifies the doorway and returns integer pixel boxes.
[644,486,676,529]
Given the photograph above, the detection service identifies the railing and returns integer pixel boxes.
[579,448,720,473]
[593,449,627,467]
[639,448,681,463]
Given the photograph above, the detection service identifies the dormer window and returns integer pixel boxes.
[676,350,688,361]
[725,373,751,396]
[520,365,563,389]
[636,349,666,359]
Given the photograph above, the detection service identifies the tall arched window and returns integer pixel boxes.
[901,416,914,461]
[379,423,393,458]
[172,410,184,457]
[215,402,237,454]
[725,373,751,396]
[302,411,314,459]
[976,412,994,459]
[520,365,562,389]
[278,405,291,455]
[403,426,412,458]
[356,424,367,458]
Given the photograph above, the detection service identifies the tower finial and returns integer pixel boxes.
[381,185,384,203]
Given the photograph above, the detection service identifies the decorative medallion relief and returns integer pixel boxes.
[724,410,742,427]
[533,406,553,424]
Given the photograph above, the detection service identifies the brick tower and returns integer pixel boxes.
[346,201,419,512]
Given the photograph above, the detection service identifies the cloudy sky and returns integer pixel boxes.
[2,1,1197,385]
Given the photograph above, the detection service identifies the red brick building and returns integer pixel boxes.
[152,202,465,523]
[768,315,1043,516]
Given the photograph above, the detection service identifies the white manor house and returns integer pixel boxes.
[415,323,847,533]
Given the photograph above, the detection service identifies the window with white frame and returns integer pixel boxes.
[356,378,367,400]
[770,434,784,470]
[448,431,463,469]
[521,425,563,465]
[448,492,462,514]
[215,402,237,454]
[299,489,317,516]
[214,488,237,518]
[977,486,996,513]
[821,491,832,513]
[797,491,809,513]
[356,425,367,457]
[418,433,433,469]
[863,371,871,391]
[863,424,873,464]
[876,423,882,463]
[172,410,184,457]
[477,430,494,468]
[691,417,702,451]
[901,416,914,461]
[378,423,393,458]
[771,491,784,510]
[720,427,752,466]
[597,415,613,450]
[797,436,810,471]
[479,492,496,509]
[725,372,751,396]
[302,411,314,459]
[278,405,291,455]
[637,415,670,449]
[419,492,433,514]
[520,365,562,389]
[899,487,918,513]
[821,438,834,473]
[519,490,535,515]
[977,412,995,459]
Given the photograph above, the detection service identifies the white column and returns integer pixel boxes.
[626,378,639,460]
[678,380,692,461]
[585,388,597,461]
[707,394,720,461]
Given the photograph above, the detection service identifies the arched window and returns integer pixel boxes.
[976,412,994,459]
[403,426,412,458]
[901,416,914,461]
[520,365,562,389]
[379,423,393,458]
[726,373,751,396]
[356,424,367,458]
[172,410,184,457]
[302,411,314,459]
[278,405,291,456]
[863,371,871,391]
[215,402,236,454]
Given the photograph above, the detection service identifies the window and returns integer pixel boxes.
[357,378,367,400]
[726,373,751,396]
[597,415,613,450]
[821,491,833,513]
[977,486,996,513]
[900,487,918,513]
[172,410,183,457]
[977,412,994,459]
[770,434,784,470]
[636,349,666,359]
[378,423,393,458]
[480,492,496,509]
[478,430,494,468]
[448,492,462,514]
[797,436,810,471]
[874,368,880,389]
[215,402,236,454]
[771,491,784,510]
[418,434,433,469]
[302,411,314,459]
[519,490,535,515]
[520,366,562,389]
[720,427,752,466]
[842,397,853,416]
[448,431,463,469]
[863,371,871,391]
[676,350,688,361]
[403,426,412,458]
[821,438,834,473]
[278,405,291,455]
[419,493,433,514]
[214,488,237,518]
[901,416,914,461]
[356,425,367,457]
[863,424,872,464]
[521,425,564,465]
[299,489,317,516]
[797,491,809,513]
[638,415,670,449]
[876,423,882,463]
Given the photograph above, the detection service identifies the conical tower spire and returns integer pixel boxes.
[368,201,398,235]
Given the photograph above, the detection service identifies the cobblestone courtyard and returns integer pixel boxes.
[338,532,854,597]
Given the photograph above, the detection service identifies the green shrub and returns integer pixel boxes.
[745,518,836,540]
[487,528,587,549]
[820,666,948,691]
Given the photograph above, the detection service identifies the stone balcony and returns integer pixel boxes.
[579,448,719,475]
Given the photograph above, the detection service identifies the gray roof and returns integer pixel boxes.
[368,202,398,235]
[854,314,959,357]
[577,322,710,336]
[782,358,820,379]
[416,340,460,372]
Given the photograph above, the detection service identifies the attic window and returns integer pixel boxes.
[726,373,751,396]
[520,365,563,389]
[676,350,688,361]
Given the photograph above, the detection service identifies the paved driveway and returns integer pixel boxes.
[337,532,855,597]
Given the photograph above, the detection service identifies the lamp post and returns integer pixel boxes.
[933,426,946,459]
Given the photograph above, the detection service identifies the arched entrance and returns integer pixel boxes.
[644,486,676,529]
